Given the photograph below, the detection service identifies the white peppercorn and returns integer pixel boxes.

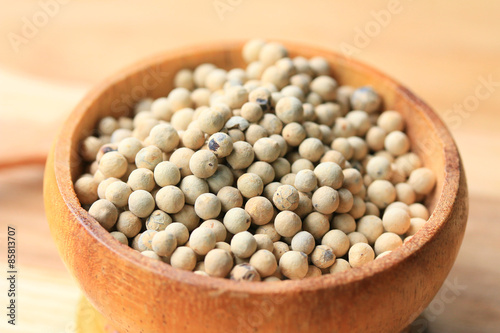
[272,241,289,261]
[349,196,367,219]
[378,110,404,133]
[116,211,142,238]
[146,210,172,231]
[275,96,303,124]
[274,211,302,237]
[302,212,329,240]
[367,180,396,209]
[169,147,194,177]
[298,138,324,162]
[179,175,209,205]
[350,86,381,113]
[321,230,349,257]
[97,177,119,199]
[409,203,430,220]
[155,186,185,214]
[357,215,384,244]
[346,110,371,136]
[165,222,189,245]
[231,231,257,258]
[282,122,306,147]
[408,167,436,195]
[253,234,273,252]
[332,214,356,234]
[329,258,351,274]
[279,251,308,280]
[336,188,354,214]
[98,151,128,178]
[365,202,380,217]
[253,137,280,163]
[366,156,393,181]
[294,169,317,192]
[310,76,337,101]
[223,207,251,234]
[141,251,161,260]
[309,56,330,76]
[230,263,261,281]
[135,146,163,170]
[172,205,200,231]
[384,131,410,156]
[182,128,205,150]
[236,173,263,199]
[171,108,194,131]
[348,242,375,268]
[347,232,369,247]
[293,191,313,218]
[333,118,356,138]
[314,162,343,189]
[149,123,179,153]
[273,185,299,211]
[169,87,193,111]
[407,217,426,236]
[105,181,132,208]
[331,137,353,160]
[216,186,243,212]
[291,231,315,255]
[128,190,155,218]
[110,231,128,245]
[206,133,232,159]
[312,186,339,214]
[311,245,336,269]
[170,246,197,271]
[194,193,221,220]
[244,196,274,226]
[127,168,155,192]
[88,199,118,231]
[138,230,157,251]
[382,207,411,235]
[226,141,254,170]
[151,231,177,257]
[366,126,387,152]
[154,161,181,187]
[189,150,218,179]
[249,249,277,278]
[255,223,280,242]
[189,227,216,255]
[204,249,233,278]
[246,162,274,185]
[374,232,403,256]
[74,175,98,205]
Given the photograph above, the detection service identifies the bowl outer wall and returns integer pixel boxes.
[43,41,468,333]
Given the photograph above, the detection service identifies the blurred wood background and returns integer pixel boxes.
[0,1,499,332]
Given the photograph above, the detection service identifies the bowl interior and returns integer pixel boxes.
[58,41,453,292]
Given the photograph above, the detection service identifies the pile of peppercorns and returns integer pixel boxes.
[74,39,436,281]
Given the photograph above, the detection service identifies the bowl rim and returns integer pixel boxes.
[53,40,461,294]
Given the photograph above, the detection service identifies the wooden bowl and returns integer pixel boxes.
[44,41,468,333]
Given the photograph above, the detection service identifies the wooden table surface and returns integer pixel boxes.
[1,1,499,332]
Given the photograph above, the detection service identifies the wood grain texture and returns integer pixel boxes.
[43,42,467,333]
[1,1,499,332]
